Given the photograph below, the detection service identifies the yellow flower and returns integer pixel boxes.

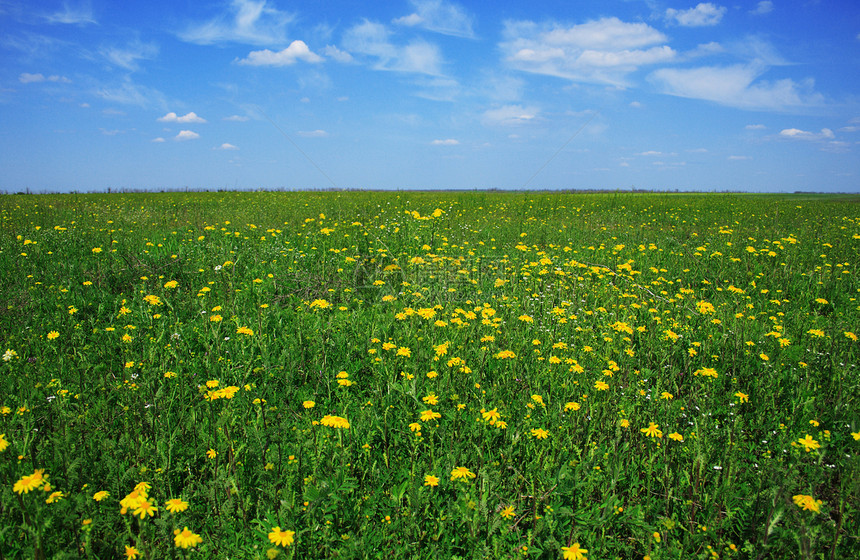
[594,380,609,391]
[165,498,189,513]
[320,415,350,429]
[236,326,254,336]
[163,280,178,289]
[792,494,823,513]
[0,433,8,452]
[694,367,718,378]
[500,505,515,519]
[207,449,217,459]
[302,400,316,409]
[562,542,588,560]
[565,402,580,412]
[481,408,501,424]
[424,474,440,487]
[851,431,860,441]
[530,428,549,439]
[450,466,476,481]
[174,526,203,548]
[734,392,749,403]
[13,469,46,494]
[124,545,140,559]
[797,434,820,452]
[268,526,295,547]
[396,346,411,357]
[641,422,663,438]
[133,498,158,519]
[668,432,684,442]
[47,331,59,340]
[46,491,65,504]
[620,419,630,428]
[420,409,441,422]
[422,393,439,405]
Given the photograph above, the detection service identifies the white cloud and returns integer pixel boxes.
[343,20,445,75]
[175,130,200,141]
[666,3,727,27]
[101,40,158,71]
[745,124,766,130]
[431,138,459,145]
[237,40,323,66]
[779,128,835,141]
[179,0,294,46]
[224,115,250,122]
[750,1,773,15]
[649,64,826,111]
[638,150,676,156]
[629,101,642,108]
[46,1,96,25]
[297,130,328,137]
[393,0,475,39]
[482,104,539,126]
[323,45,353,63]
[158,112,207,124]
[728,155,752,160]
[19,73,71,83]
[215,143,239,150]
[500,18,675,86]
[152,137,166,143]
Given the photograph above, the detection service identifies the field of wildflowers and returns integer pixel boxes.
[0,190,858,559]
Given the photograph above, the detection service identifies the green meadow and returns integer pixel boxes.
[0,191,858,559]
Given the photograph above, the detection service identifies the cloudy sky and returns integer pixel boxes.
[2,0,859,192]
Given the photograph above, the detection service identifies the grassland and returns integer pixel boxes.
[0,190,858,559]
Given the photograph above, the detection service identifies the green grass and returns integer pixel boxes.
[0,190,858,559]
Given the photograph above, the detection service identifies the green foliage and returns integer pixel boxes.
[0,191,859,559]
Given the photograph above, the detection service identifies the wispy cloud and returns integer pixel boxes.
[45,1,96,25]
[500,17,674,87]
[665,3,727,27]
[482,104,539,126]
[750,1,774,15]
[95,78,167,108]
[393,0,475,39]
[322,45,353,63]
[224,115,250,122]
[215,143,239,150]
[175,130,200,141]
[179,0,293,46]
[649,63,826,111]
[297,130,328,138]
[236,40,323,66]
[343,20,445,76]
[158,112,207,124]
[431,138,459,145]
[101,40,158,71]
[19,73,71,84]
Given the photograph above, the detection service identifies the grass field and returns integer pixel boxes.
[1,190,858,559]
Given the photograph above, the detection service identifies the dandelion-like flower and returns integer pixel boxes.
[165,498,189,513]
[792,494,823,513]
[320,415,350,429]
[797,434,820,453]
[450,466,476,481]
[13,469,46,494]
[268,527,295,547]
[499,505,515,519]
[174,527,203,548]
[424,474,439,487]
[641,422,663,438]
[562,542,588,560]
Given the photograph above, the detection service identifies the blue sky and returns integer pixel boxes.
[2,0,859,192]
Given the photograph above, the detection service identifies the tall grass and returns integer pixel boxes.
[0,191,858,559]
